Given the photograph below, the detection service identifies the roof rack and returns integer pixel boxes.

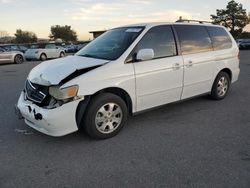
[176,16,212,24]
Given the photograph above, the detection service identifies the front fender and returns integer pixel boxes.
[62,62,137,112]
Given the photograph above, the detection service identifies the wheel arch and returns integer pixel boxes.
[75,87,133,130]
[14,53,23,58]
[93,87,133,115]
[218,68,232,81]
[40,52,47,57]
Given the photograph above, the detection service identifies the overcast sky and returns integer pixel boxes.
[0,0,249,40]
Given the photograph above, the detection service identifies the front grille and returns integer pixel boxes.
[25,80,48,103]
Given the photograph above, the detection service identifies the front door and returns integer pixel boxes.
[45,44,57,58]
[133,25,184,111]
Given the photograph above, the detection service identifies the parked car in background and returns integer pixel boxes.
[0,44,28,53]
[56,45,67,52]
[64,42,90,53]
[25,43,65,61]
[0,47,25,64]
[16,22,239,139]
[65,44,78,53]
[238,39,250,50]
[76,42,89,51]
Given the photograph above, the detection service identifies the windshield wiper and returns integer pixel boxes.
[78,54,100,59]
[77,54,111,60]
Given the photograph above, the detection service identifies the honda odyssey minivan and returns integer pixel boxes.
[16,22,240,139]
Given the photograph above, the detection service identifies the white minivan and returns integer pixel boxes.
[16,22,240,139]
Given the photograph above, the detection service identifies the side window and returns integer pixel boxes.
[174,25,213,55]
[135,25,177,59]
[11,46,18,50]
[19,46,27,50]
[207,26,232,50]
[45,44,56,49]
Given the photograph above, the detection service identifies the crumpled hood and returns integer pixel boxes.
[28,55,109,86]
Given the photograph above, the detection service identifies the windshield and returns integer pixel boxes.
[76,27,144,60]
[31,44,40,49]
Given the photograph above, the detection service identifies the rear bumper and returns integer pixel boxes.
[232,67,240,83]
[16,91,81,137]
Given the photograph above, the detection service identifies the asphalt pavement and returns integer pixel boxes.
[0,52,250,188]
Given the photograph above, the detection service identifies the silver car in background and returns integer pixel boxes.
[0,47,25,64]
[25,43,65,61]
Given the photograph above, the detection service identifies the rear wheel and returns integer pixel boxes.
[40,53,47,61]
[81,93,128,139]
[14,54,24,64]
[211,72,231,100]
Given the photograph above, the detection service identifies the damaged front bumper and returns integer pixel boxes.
[16,91,81,137]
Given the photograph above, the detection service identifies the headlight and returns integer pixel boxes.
[49,85,78,100]
[35,51,39,54]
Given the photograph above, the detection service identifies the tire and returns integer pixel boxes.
[82,93,128,139]
[14,54,24,64]
[211,72,231,100]
[59,52,65,58]
[40,53,47,61]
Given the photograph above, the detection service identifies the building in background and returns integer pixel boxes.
[0,36,15,44]
[89,30,106,39]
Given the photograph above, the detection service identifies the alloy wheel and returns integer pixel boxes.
[217,76,228,97]
[95,103,123,134]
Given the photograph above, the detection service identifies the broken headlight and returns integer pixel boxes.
[49,85,79,100]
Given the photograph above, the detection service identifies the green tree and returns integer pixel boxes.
[211,0,250,38]
[14,29,37,44]
[49,25,78,42]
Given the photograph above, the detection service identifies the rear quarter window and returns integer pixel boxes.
[174,25,213,55]
[206,26,232,50]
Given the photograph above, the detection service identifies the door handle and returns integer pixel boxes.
[172,63,180,70]
[186,60,193,68]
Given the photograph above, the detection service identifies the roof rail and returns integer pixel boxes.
[176,17,212,24]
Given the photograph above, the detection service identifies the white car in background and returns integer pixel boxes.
[0,47,25,64]
[25,43,65,61]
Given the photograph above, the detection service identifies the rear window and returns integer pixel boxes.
[207,26,232,50]
[174,25,213,55]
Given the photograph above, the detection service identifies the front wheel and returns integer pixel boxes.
[82,93,128,139]
[211,72,231,100]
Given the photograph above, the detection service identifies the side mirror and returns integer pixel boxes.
[136,49,154,61]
